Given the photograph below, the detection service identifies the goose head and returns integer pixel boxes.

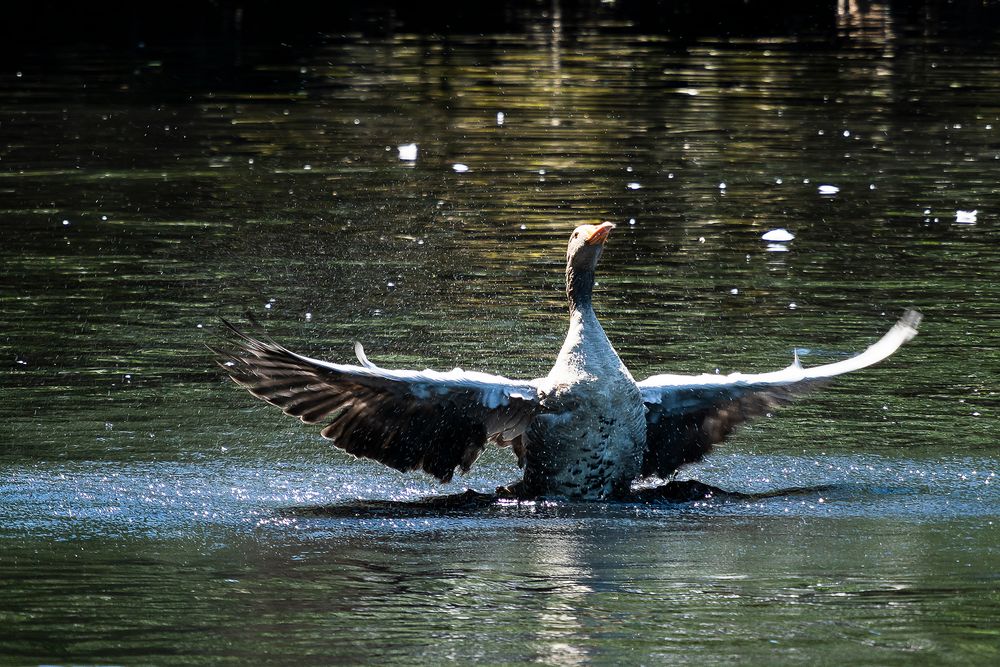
[565,222,615,309]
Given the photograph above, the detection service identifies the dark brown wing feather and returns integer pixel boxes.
[639,310,921,479]
[640,381,828,479]
[211,322,539,483]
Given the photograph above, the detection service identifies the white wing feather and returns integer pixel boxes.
[639,310,921,409]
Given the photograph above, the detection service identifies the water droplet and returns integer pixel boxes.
[452,163,469,173]
[628,218,636,226]
[762,228,795,242]
[62,219,70,225]
[397,143,418,161]
[305,312,312,321]
[718,182,726,190]
[496,111,505,125]
[303,164,312,170]
[818,185,840,195]
[627,182,641,190]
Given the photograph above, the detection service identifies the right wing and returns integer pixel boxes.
[637,310,922,478]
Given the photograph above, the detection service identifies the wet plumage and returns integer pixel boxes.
[213,223,920,500]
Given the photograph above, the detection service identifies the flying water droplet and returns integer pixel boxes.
[762,228,795,242]
[397,143,418,161]
[955,210,978,224]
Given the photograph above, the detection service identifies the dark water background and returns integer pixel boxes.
[1,1,998,664]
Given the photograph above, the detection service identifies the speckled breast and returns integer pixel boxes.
[522,377,647,499]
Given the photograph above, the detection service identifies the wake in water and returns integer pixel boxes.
[279,481,838,518]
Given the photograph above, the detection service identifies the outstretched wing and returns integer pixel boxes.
[637,310,921,478]
[211,322,543,482]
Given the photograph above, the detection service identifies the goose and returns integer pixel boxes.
[213,222,920,500]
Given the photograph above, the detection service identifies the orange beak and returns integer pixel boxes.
[585,221,615,245]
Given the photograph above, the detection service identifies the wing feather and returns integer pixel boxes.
[637,310,921,478]
[212,320,543,482]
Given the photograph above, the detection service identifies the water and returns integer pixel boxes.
[2,2,999,664]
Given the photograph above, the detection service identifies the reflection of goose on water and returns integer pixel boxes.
[213,223,921,501]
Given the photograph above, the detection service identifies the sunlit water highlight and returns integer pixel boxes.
[1,455,997,541]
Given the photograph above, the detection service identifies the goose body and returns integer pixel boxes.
[214,223,921,501]
[522,305,647,498]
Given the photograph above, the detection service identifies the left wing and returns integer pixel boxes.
[637,310,921,479]
[211,321,544,482]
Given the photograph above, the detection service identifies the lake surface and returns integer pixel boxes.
[1,2,998,664]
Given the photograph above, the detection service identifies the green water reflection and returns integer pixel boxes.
[1,2,998,665]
